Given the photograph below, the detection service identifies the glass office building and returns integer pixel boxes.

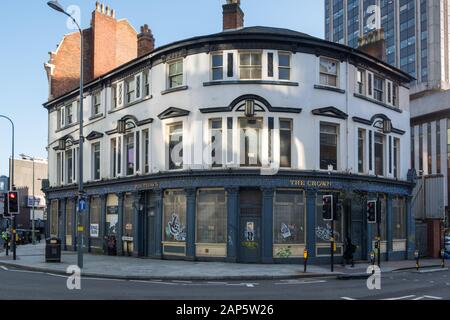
[325,0,427,82]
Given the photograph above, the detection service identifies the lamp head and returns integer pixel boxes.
[47,1,66,14]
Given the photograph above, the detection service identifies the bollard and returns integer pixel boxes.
[414,250,420,270]
[441,249,446,269]
[303,249,308,273]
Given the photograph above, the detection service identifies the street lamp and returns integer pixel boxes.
[0,114,16,260]
[19,154,36,245]
[48,0,85,269]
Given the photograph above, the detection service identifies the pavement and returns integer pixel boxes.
[0,243,445,281]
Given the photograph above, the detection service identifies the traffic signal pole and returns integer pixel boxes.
[331,219,334,272]
[377,197,381,267]
[0,115,15,260]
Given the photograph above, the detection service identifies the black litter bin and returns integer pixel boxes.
[45,237,61,263]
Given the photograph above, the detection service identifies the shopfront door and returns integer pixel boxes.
[349,199,365,261]
[238,189,262,263]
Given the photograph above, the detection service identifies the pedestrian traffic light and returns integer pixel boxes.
[322,195,334,221]
[367,200,377,224]
[7,191,19,215]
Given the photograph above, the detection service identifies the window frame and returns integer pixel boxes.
[238,51,263,80]
[92,91,102,116]
[167,59,184,89]
[278,51,291,81]
[211,53,224,81]
[92,142,101,181]
[319,56,339,88]
[167,122,184,170]
[279,118,293,168]
[319,122,339,171]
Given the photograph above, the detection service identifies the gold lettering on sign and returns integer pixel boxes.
[134,182,160,190]
[289,180,332,188]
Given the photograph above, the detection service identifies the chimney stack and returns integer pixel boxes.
[137,24,155,57]
[223,0,244,31]
[357,28,386,62]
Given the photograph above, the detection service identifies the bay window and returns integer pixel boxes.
[110,127,151,177]
[239,52,262,80]
[168,60,183,89]
[168,123,183,170]
[196,189,227,244]
[319,57,338,87]
[239,118,263,167]
[320,123,339,170]
[273,190,305,244]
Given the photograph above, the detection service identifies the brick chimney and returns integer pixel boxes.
[223,0,244,31]
[357,28,386,62]
[137,24,155,57]
[46,2,152,100]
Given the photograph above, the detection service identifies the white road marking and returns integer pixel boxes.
[45,273,68,278]
[84,277,126,282]
[246,284,255,287]
[341,297,356,300]
[172,280,192,284]
[382,295,416,300]
[419,268,449,273]
[423,295,443,300]
[0,266,8,271]
[275,280,327,285]
[129,280,177,285]
[207,281,227,285]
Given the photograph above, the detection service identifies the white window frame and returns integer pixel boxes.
[318,121,340,171]
[211,53,224,81]
[166,121,184,171]
[91,142,101,181]
[238,51,263,80]
[92,91,102,116]
[167,59,184,89]
[278,51,291,81]
[366,71,374,99]
[319,57,339,88]
[143,69,151,97]
[356,68,366,95]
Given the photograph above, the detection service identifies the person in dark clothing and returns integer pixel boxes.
[343,236,356,267]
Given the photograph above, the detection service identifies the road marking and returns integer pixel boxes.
[246,284,255,287]
[130,280,177,285]
[45,273,68,278]
[0,266,8,271]
[341,297,356,300]
[423,295,442,300]
[275,280,327,285]
[172,280,192,284]
[207,281,227,285]
[419,268,449,273]
[382,295,416,300]
[84,277,126,282]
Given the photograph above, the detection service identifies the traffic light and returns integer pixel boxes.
[367,200,377,224]
[322,195,334,221]
[7,191,19,215]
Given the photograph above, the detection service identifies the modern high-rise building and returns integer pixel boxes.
[326,0,450,256]
[325,0,429,83]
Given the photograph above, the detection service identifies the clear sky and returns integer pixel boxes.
[0,0,324,176]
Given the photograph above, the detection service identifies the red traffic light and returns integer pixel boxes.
[8,193,16,199]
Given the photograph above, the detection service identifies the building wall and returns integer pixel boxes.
[46,50,411,187]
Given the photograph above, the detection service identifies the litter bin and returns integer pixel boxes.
[45,237,61,263]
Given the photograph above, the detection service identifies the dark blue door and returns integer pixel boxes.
[238,189,262,263]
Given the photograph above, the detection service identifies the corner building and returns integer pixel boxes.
[44,2,415,264]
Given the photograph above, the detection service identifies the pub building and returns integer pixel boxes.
[43,1,415,264]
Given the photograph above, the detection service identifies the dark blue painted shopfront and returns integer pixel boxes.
[45,170,415,264]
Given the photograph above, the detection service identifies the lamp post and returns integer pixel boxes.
[19,154,36,245]
[0,114,15,260]
[48,0,85,268]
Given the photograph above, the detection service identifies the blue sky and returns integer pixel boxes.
[0,0,324,176]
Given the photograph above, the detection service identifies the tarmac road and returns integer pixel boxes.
[0,265,449,300]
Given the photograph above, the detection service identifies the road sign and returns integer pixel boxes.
[78,198,87,212]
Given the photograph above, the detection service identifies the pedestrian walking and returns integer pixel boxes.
[343,236,356,267]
